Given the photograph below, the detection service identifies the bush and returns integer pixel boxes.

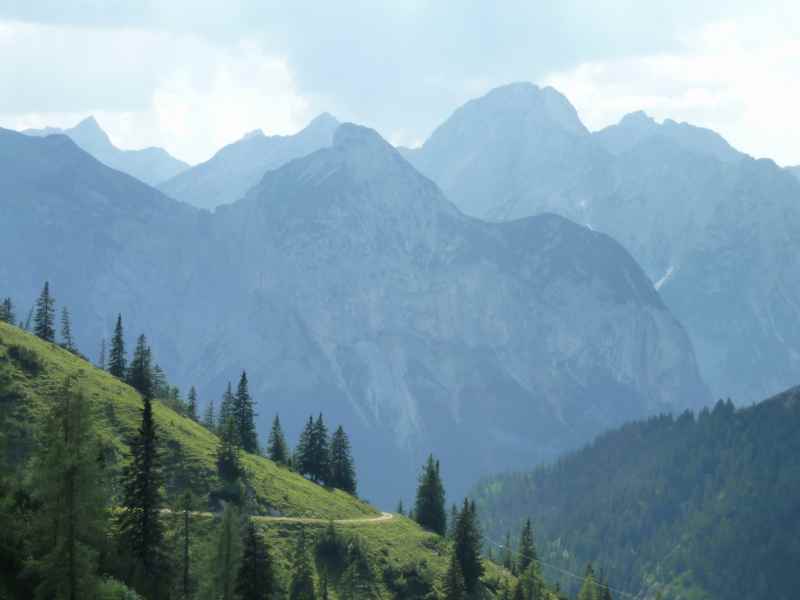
[7,344,42,375]
[96,577,143,600]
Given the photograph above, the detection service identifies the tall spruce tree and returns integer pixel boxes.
[453,498,484,594]
[295,416,315,478]
[289,528,316,600]
[23,305,34,331]
[340,539,380,600]
[187,386,199,421]
[211,503,243,600]
[219,382,236,439]
[203,398,217,432]
[151,364,168,399]
[414,455,447,535]
[179,491,193,600]
[126,335,153,397]
[328,425,356,494]
[0,297,15,324]
[108,314,127,378]
[518,518,537,572]
[235,371,259,454]
[443,549,466,600]
[267,414,290,466]
[117,349,167,596]
[33,281,56,342]
[502,531,514,573]
[217,416,243,486]
[236,519,275,600]
[29,376,107,600]
[60,306,76,353]
[577,564,599,600]
[310,413,330,484]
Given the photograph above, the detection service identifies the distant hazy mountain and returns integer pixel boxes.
[158,113,339,210]
[23,116,189,186]
[406,82,800,404]
[473,386,800,600]
[0,125,708,504]
[788,165,800,182]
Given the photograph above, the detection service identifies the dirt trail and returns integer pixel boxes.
[165,509,395,525]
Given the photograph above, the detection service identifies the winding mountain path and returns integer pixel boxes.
[165,509,395,526]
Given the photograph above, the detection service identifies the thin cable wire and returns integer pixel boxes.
[484,534,645,599]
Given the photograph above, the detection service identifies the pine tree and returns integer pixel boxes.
[518,518,537,572]
[289,528,316,600]
[33,281,56,342]
[211,503,243,600]
[29,375,107,600]
[117,365,167,596]
[341,539,380,600]
[502,531,514,573]
[443,549,466,600]
[59,306,76,353]
[414,455,447,535]
[203,398,217,432]
[217,416,243,486]
[23,305,34,331]
[577,564,599,600]
[235,371,259,454]
[187,386,198,421]
[296,416,315,479]
[0,297,15,324]
[309,413,330,484]
[448,503,459,539]
[396,499,404,516]
[126,335,153,397]
[267,414,290,466]
[219,382,236,439]
[97,338,107,370]
[108,314,127,378]
[151,364,168,399]
[328,425,356,494]
[453,498,484,593]
[236,519,275,600]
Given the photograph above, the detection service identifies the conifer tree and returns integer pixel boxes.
[296,416,315,478]
[126,335,153,397]
[29,376,107,600]
[217,416,243,486]
[267,414,290,466]
[341,539,380,600]
[453,498,484,593]
[289,528,316,600]
[577,564,599,600]
[235,371,259,454]
[310,413,330,484]
[179,491,193,600]
[502,531,514,573]
[448,503,459,539]
[108,314,127,378]
[414,455,447,535]
[443,549,466,600]
[97,338,107,370]
[329,425,356,494]
[60,306,76,353]
[23,305,34,331]
[203,398,217,432]
[0,297,15,324]
[187,386,199,421]
[236,519,275,600]
[117,355,167,596]
[211,503,243,600]
[518,518,537,572]
[219,382,236,439]
[33,281,56,342]
[396,499,404,516]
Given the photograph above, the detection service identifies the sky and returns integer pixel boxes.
[1,1,798,166]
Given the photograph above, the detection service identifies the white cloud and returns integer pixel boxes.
[545,18,800,165]
[0,20,315,163]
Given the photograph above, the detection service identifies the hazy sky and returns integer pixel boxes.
[2,1,799,165]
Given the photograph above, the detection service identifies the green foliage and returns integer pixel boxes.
[33,281,55,342]
[340,538,381,600]
[414,455,446,535]
[296,414,330,484]
[0,297,15,324]
[125,335,153,398]
[329,425,356,495]
[187,386,198,422]
[453,498,484,593]
[289,528,316,600]
[443,550,466,600]
[202,396,216,432]
[518,519,536,573]
[267,414,290,466]
[208,503,243,600]
[235,371,259,454]
[216,416,243,488]
[236,518,275,600]
[28,375,108,600]
[59,306,76,353]
[108,314,126,379]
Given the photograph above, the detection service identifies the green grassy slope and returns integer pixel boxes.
[0,321,517,598]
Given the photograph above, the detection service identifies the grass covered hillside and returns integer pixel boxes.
[473,390,800,600]
[0,321,519,599]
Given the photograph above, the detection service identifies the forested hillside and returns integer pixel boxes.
[473,389,800,600]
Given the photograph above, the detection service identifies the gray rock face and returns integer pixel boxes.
[406,83,800,404]
[0,125,708,504]
[158,113,340,210]
[23,116,189,186]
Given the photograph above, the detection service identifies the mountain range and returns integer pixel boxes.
[157,113,339,211]
[0,124,708,504]
[23,116,189,186]
[404,82,800,405]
